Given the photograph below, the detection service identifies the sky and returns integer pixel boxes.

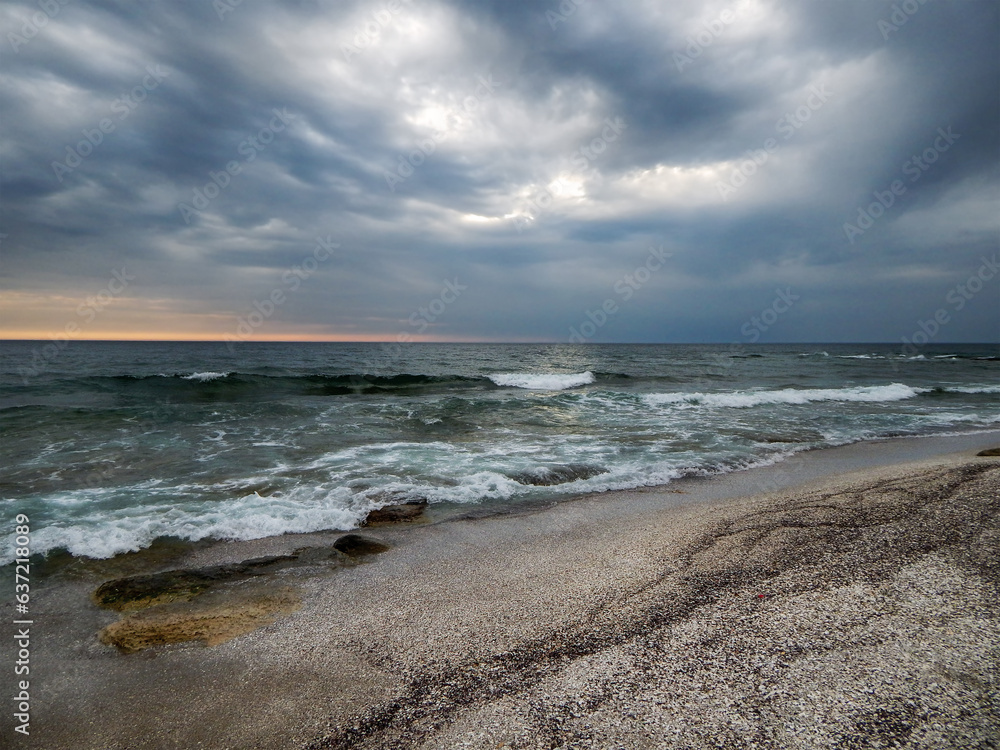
[1,0,997,344]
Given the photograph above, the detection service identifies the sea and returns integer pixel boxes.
[1,341,998,565]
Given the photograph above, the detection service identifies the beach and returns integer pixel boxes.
[12,432,1000,749]
[5,0,998,746]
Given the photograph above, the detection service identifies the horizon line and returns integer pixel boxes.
[1,338,997,346]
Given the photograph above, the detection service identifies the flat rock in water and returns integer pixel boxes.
[98,585,301,653]
[364,501,427,524]
[92,546,349,611]
[977,447,1000,456]
[510,463,608,486]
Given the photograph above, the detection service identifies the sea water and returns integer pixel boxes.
[1,341,997,563]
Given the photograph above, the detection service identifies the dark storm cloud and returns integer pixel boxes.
[1,0,997,342]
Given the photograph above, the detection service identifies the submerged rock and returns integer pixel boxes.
[98,585,301,653]
[93,539,389,653]
[364,500,428,524]
[977,447,1000,456]
[92,546,349,612]
[510,463,608,487]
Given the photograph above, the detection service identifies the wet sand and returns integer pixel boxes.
[10,432,1000,749]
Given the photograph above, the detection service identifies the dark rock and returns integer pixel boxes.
[977,447,1000,456]
[92,546,349,611]
[364,500,428,524]
[93,570,216,612]
[510,463,608,486]
[332,534,391,557]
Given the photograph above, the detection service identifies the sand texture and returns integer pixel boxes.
[11,443,1000,749]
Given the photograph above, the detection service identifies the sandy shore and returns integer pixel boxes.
[9,433,1000,749]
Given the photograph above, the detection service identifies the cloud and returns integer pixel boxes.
[1,0,997,343]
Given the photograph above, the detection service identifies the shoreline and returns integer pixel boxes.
[24,429,1000,580]
[8,432,1000,748]
[440,428,1000,523]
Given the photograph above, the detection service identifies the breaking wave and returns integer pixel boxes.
[488,371,596,390]
[643,383,926,409]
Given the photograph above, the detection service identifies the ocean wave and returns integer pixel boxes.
[488,371,596,390]
[42,371,618,398]
[642,383,927,409]
[180,371,230,381]
[941,384,1000,394]
[7,485,368,563]
[50,372,493,400]
[928,354,999,362]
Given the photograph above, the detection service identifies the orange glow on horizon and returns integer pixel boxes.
[0,330,544,343]
[0,292,550,343]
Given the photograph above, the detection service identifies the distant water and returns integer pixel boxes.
[1,341,998,564]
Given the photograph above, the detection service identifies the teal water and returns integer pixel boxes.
[1,341,997,563]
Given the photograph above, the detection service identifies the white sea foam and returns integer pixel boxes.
[4,485,367,563]
[489,371,595,390]
[642,383,926,409]
[181,371,229,381]
[943,384,1000,394]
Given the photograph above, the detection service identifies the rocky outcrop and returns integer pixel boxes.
[333,534,392,557]
[94,537,388,652]
[92,546,349,612]
[99,586,301,653]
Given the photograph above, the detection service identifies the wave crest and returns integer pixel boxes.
[180,371,230,381]
[643,383,925,409]
[488,371,596,390]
